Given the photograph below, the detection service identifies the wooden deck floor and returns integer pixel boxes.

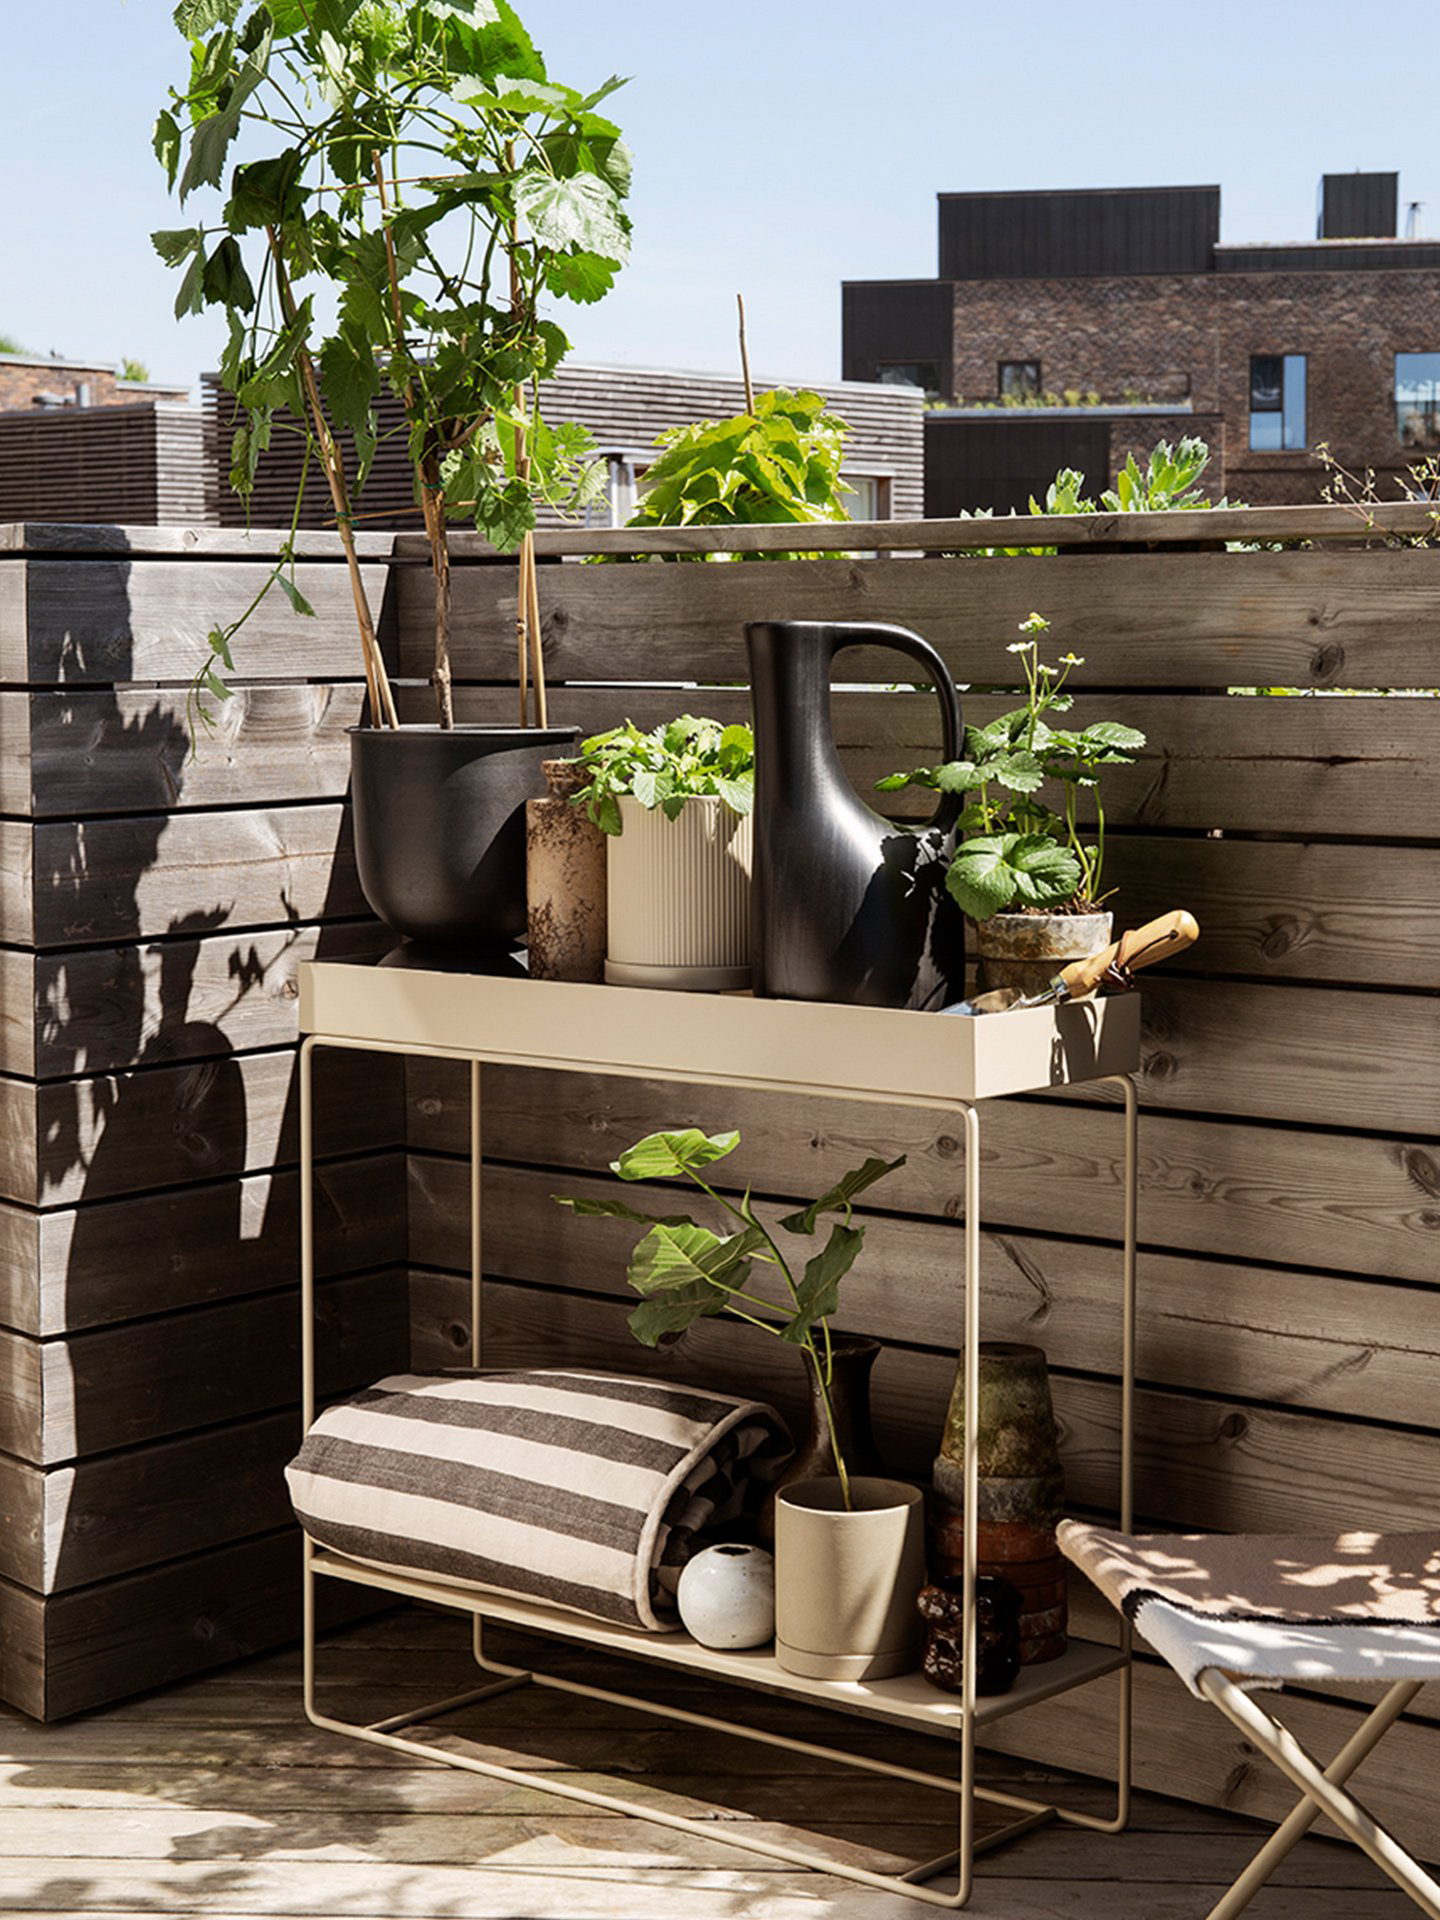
[0,1607,1413,1918]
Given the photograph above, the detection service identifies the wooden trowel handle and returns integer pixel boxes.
[1060,910,1200,997]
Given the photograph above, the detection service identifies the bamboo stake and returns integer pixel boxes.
[265,226,398,727]
[524,531,547,727]
[374,152,454,728]
[507,139,536,728]
[737,293,755,414]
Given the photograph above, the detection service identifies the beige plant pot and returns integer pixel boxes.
[974,909,1112,1001]
[774,1477,926,1681]
[604,794,753,991]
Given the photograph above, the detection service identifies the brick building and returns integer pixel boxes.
[843,174,1440,510]
[0,353,188,412]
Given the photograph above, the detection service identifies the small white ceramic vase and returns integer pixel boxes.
[676,1543,775,1650]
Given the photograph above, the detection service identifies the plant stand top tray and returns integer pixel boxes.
[299,956,1141,1105]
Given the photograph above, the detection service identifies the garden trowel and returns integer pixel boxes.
[942,910,1200,1017]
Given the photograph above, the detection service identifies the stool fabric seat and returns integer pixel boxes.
[1059,1521,1440,1693]
[1060,1518,1440,1920]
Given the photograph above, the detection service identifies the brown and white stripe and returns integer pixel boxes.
[287,1370,792,1631]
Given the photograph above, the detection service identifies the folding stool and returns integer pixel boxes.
[1060,1521,1440,1919]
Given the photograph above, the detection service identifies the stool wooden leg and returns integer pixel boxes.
[1199,1671,1440,1920]
[1205,1680,1425,1920]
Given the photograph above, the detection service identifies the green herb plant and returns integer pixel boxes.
[553,1128,903,1508]
[568,715,754,836]
[154,0,631,734]
[879,614,1145,920]
[619,388,852,559]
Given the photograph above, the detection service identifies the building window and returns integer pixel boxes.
[1395,353,1440,449]
[1249,354,1307,450]
[873,362,939,392]
[999,360,1042,399]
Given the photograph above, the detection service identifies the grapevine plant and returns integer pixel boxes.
[153,0,632,731]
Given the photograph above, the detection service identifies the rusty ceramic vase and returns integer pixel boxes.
[526,759,607,983]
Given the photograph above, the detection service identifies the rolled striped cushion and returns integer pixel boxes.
[287,1368,793,1632]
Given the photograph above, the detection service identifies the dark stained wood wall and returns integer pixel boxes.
[394,512,1440,1856]
[0,523,405,1719]
[3,508,1440,1868]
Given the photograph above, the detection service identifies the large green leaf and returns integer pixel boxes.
[552,1194,697,1228]
[946,833,1081,920]
[779,1155,905,1236]
[780,1224,864,1344]
[174,0,239,34]
[626,1222,755,1297]
[318,328,380,434]
[200,234,254,309]
[515,170,629,261]
[627,1282,728,1347]
[612,1129,740,1183]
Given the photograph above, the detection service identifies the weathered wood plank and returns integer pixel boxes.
[18,805,366,949]
[11,559,395,684]
[1104,836,1440,987]
[0,1045,401,1210]
[410,1161,1440,1430]
[432,684,1440,840]
[1,1410,300,1593]
[0,691,29,812]
[406,496,1440,555]
[25,685,363,816]
[0,822,31,946]
[408,1063,1440,1283]
[403,1275,1440,1542]
[5,921,392,1081]
[1128,977,1440,1128]
[0,1152,407,1339]
[0,1530,383,1721]
[0,1266,409,1465]
[0,523,397,558]
[0,560,25,687]
[419,549,1440,689]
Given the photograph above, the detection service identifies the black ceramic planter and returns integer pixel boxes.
[350,724,577,946]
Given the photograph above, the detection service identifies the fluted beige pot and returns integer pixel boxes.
[775,1477,925,1680]
[604,794,752,991]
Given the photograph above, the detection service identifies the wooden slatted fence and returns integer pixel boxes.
[2,506,1438,1864]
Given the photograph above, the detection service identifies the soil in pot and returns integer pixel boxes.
[350,724,577,947]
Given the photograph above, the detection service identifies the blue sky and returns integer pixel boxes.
[0,0,1428,395]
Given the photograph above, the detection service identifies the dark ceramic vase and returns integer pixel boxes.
[758,1334,887,1541]
[745,620,965,1009]
[917,1572,1023,1696]
[350,724,577,946]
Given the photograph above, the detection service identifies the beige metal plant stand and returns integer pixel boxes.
[296,962,1141,1906]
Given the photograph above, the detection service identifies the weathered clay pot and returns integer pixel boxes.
[974,909,1112,1001]
[928,1343,1069,1664]
[526,759,607,982]
[933,1341,1063,1498]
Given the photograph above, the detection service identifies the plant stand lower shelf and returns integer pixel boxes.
[298,960,1141,1908]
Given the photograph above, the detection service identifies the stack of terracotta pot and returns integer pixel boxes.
[927,1342,1067,1664]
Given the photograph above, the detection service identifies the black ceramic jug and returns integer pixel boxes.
[746,620,965,1009]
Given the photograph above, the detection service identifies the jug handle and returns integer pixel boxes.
[830,625,964,834]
